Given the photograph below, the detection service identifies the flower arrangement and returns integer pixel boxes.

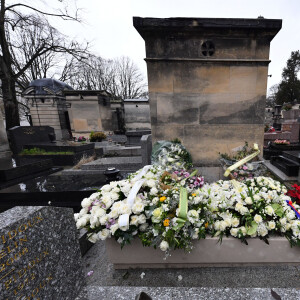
[77,136,87,142]
[75,141,300,254]
[287,184,300,204]
[274,139,290,145]
[219,142,267,181]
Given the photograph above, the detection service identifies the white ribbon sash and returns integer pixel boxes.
[118,165,152,228]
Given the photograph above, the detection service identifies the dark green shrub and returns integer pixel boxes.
[90,131,107,142]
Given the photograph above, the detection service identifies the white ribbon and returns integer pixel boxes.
[118,165,152,228]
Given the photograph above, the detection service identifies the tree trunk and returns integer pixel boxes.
[1,76,20,129]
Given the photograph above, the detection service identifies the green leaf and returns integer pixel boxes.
[246,221,258,235]
[271,203,284,218]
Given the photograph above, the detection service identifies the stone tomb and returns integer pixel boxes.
[0,206,84,299]
[134,17,282,166]
[8,126,55,155]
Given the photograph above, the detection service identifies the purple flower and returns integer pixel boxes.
[87,271,94,276]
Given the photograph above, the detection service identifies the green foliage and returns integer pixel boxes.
[171,138,182,144]
[89,131,107,142]
[20,147,74,155]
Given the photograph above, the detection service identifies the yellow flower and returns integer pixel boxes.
[205,222,209,228]
[192,193,196,197]
[160,196,166,202]
[163,219,170,227]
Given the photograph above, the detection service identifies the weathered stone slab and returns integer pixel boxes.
[106,236,300,269]
[81,157,142,172]
[0,206,84,299]
[134,17,282,166]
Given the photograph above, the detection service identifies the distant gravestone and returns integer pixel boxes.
[8,126,55,155]
[0,206,84,299]
[141,134,152,166]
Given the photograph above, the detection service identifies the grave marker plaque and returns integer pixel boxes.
[0,206,84,299]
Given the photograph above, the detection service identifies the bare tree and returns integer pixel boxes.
[66,55,147,99]
[0,0,87,129]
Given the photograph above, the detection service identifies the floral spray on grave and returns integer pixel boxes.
[75,140,300,256]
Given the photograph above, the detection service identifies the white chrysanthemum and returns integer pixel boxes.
[159,240,169,251]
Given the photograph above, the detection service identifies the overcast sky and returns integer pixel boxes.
[53,0,300,93]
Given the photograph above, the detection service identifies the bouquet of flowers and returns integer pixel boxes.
[274,139,290,145]
[75,140,300,254]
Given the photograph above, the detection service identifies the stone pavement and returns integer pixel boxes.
[76,240,300,299]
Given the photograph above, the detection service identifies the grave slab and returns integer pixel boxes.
[0,206,84,299]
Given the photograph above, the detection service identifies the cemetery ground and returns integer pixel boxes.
[76,239,300,299]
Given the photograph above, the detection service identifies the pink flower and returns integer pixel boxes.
[242,165,248,170]
[87,271,94,276]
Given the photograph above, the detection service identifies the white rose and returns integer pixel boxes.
[87,233,99,243]
[231,218,239,227]
[254,214,263,223]
[102,196,113,209]
[235,203,243,211]
[132,201,145,214]
[101,184,112,192]
[110,181,118,188]
[108,209,119,219]
[230,228,238,237]
[240,226,247,235]
[121,184,131,196]
[79,207,88,216]
[100,215,109,225]
[245,197,253,205]
[259,227,268,237]
[224,218,232,227]
[74,213,80,222]
[130,215,139,226]
[265,206,274,216]
[76,214,90,228]
[98,229,110,240]
[138,214,146,224]
[112,187,120,193]
[240,206,249,215]
[151,197,159,205]
[81,197,93,208]
[110,192,120,201]
[90,215,100,228]
[214,221,220,231]
[110,223,119,235]
[120,202,131,215]
[268,221,276,230]
[159,240,169,252]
